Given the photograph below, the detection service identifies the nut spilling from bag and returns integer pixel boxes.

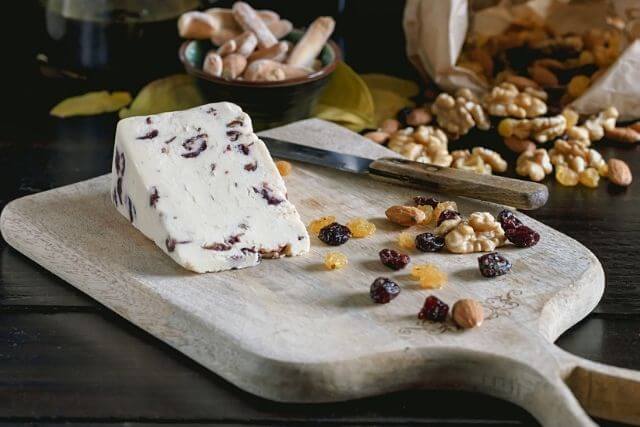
[179,2,335,82]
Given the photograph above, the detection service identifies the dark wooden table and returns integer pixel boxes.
[1,1,639,426]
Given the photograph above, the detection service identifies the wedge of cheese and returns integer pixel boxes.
[111,102,309,273]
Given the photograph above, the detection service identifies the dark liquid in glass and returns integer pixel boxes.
[44,8,184,89]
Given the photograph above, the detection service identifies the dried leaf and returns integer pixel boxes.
[361,74,420,98]
[50,91,132,118]
[370,88,415,127]
[119,74,204,119]
[313,62,375,131]
[314,105,372,131]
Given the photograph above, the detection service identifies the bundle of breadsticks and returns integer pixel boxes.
[178,2,335,82]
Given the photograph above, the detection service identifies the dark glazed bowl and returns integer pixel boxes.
[179,30,340,131]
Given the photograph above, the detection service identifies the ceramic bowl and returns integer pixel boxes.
[180,30,340,130]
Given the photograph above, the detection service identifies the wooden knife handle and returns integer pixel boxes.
[368,157,549,210]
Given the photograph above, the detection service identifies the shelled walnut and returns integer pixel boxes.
[451,147,507,175]
[432,88,490,137]
[584,107,619,141]
[549,139,607,177]
[483,82,547,118]
[498,115,567,143]
[445,212,506,254]
[387,126,452,167]
[516,148,553,182]
[451,150,492,175]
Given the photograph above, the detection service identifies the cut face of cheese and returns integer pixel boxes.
[111,102,309,273]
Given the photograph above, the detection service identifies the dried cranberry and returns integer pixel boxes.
[318,223,351,246]
[415,232,445,252]
[497,209,523,231]
[378,249,410,270]
[437,210,460,226]
[478,252,512,278]
[418,295,449,321]
[369,277,401,304]
[505,225,540,248]
[413,196,439,208]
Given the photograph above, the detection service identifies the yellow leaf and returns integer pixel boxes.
[313,62,375,131]
[370,88,415,127]
[361,74,419,98]
[314,105,370,128]
[119,74,204,119]
[50,91,132,118]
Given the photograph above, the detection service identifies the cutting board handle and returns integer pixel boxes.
[554,345,640,425]
[501,335,640,426]
[368,157,549,210]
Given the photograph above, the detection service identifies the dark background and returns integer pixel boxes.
[0,1,638,426]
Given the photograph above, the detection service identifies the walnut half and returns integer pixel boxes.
[445,212,506,254]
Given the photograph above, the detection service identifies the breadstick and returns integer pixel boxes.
[232,2,278,49]
[203,51,223,77]
[217,39,237,56]
[222,54,247,79]
[235,32,258,57]
[211,28,240,47]
[244,59,309,82]
[286,17,335,68]
[178,11,217,39]
[268,19,293,39]
[248,41,289,62]
[206,7,279,31]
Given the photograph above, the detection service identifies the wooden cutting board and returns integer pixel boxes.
[2,119,639,426]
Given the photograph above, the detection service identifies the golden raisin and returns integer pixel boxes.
[276,160,292,176]
[308,216,336,234]
[498,119,515,138]
[398,232,416,250]
[597,162,608,177]
[411,264,447,289]
[324,252,348,270]
[567,75,591,98]
[555,165,579,186]
[578,50,594,65]
[579,167,600,188]
[562,108,579,129]
[346,218,376,238]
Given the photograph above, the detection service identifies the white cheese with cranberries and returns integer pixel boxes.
[111,102,309,273]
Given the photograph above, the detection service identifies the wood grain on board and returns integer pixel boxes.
[1,119,639,426]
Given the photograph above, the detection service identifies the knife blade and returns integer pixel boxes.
[261,136,548,210]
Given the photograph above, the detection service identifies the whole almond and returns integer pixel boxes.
[605,127,640,143]
[385,205,426,226]
[380,118,400,134]
[452,299,484,329]
[363,131,389,144]
[406,107,432,127]
[504,136,536,153]
[607,158,633,186]
[528,65,559,87]
[504,75,540,90]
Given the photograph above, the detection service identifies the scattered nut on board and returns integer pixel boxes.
[452,299,484,329]
[385,205,426,227]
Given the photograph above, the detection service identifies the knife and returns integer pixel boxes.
[261,136,548,210]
